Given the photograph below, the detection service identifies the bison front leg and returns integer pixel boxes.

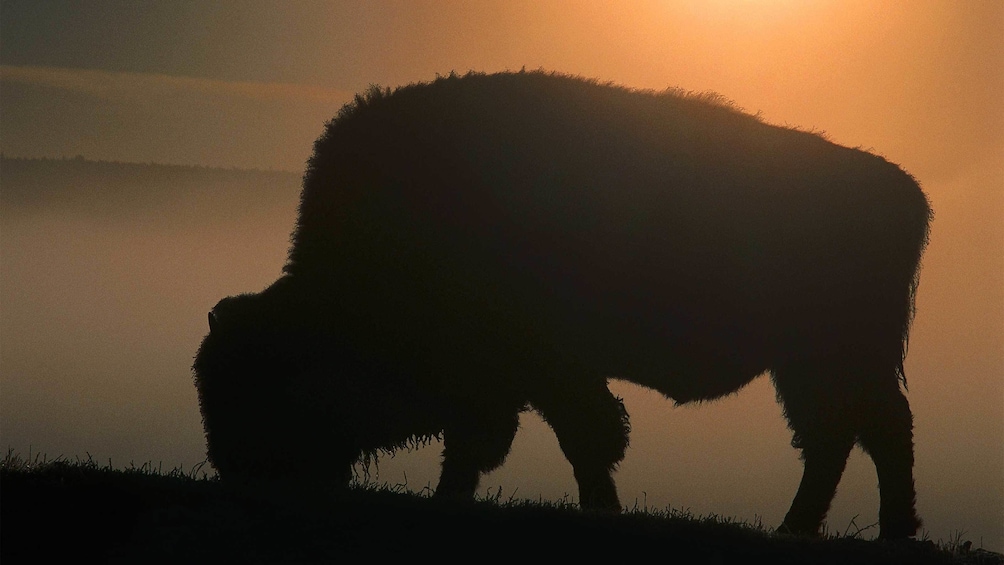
[435,405,521,501]
[531,378,629,512]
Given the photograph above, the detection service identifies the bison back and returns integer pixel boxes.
[284,71,930,390]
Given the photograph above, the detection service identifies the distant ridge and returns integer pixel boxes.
[0,154,300,176]
[0,154,301,213]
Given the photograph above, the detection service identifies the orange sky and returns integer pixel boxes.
[1,0,1001,550]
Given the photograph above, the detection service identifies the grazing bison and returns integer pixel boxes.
[193,71,929,538]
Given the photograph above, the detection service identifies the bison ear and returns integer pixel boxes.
[208,311,218,333]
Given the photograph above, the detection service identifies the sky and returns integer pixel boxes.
[1,0,1002,550]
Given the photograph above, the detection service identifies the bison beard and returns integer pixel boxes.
[193,71,929,539]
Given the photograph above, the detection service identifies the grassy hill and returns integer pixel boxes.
[2,454,997,564]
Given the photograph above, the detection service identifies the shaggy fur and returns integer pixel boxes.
[194,70,930,538]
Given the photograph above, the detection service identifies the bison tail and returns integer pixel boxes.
[894,173,933,390]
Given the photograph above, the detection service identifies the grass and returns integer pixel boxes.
[1,451,999,564]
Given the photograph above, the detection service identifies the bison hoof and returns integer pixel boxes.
[878,516,922,540]
[775,521,821,538]
[578,488,621,513]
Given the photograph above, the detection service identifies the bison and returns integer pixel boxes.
[193,70,929,539]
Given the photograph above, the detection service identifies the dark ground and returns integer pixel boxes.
[2,458,998,564]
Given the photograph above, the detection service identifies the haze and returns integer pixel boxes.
[1,0,1000,550]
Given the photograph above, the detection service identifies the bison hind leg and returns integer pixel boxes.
[856,382,921,539]
[773,362,858,536]
[434,402,522,501]
[773,360,921,539]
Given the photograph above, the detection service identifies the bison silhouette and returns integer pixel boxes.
[194,71,929,539]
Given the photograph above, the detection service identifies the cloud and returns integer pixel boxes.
[0,65,354,170]
[0,65,354,107]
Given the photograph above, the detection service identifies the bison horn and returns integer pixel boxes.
[208,311,218,333]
